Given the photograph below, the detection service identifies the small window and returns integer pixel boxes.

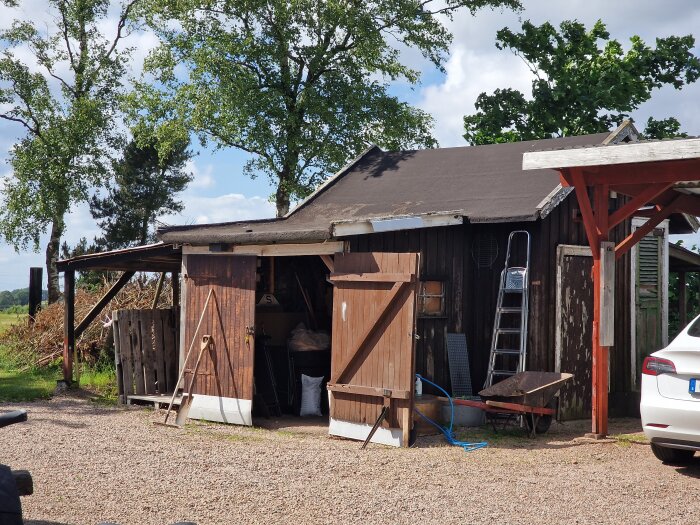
[418,280,446,317]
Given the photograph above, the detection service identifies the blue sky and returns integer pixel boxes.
[1,1,700,290]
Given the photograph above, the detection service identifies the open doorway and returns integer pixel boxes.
[253,255,332,423]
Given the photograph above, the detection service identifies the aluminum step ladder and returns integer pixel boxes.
[484,231,531,388]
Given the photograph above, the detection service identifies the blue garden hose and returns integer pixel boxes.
[414,374,488,453]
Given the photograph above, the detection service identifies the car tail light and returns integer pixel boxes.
[642,356,676,376]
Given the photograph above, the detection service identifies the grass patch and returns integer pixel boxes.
[0,363,58,402]
[0,312,26,336]
[452,424,539,447]
[78,365,118,404]
[613,433,649,447]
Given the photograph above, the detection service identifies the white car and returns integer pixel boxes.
[640,315,700,464]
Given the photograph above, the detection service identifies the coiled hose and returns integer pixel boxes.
[413,374,487,452]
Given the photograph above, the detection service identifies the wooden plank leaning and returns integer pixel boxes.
[155,288,218,427]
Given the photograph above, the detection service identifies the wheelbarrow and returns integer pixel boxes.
[452,371,574,436]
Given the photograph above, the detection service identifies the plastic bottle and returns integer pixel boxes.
[415,376,422,397]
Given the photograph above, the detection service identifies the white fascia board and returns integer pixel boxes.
[523,137,700,170]
[332,213,463,237]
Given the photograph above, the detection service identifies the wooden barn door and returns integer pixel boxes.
[182,254,256,425]
[327,252,420,447]
[555,246,593,420]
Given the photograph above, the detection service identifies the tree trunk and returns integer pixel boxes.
[275,178,290,217]
[46,218,65,304]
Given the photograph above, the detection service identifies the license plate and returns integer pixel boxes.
[690,378,700,394]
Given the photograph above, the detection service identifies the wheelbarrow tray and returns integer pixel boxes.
[478,371,573,408]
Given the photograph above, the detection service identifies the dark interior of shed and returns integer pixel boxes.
[252,255,333,419]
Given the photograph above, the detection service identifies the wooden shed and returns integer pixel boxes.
[150,123,697,446]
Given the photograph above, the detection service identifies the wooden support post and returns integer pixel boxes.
[172,272,180,307]
[590,185,609,438]
[75,271,135,339]
[63,269,75,384]
[679,272,688,328]
[28,267,43,325]
[152,272,165,309]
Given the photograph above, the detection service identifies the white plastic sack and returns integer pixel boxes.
[300,374,324,416]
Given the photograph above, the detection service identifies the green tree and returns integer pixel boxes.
[463,20,700,145]
[91,137,193,249]
[0,0,139,303]
[136,0,521,216]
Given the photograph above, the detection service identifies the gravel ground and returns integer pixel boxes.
[2,393,700,525]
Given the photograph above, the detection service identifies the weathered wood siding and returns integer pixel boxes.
[348,192,635,415]
[182,254,256,400]
[112,308,178,402]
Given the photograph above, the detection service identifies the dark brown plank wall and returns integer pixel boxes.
[347,191,634,408]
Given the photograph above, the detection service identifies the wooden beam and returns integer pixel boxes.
[75,271,135,340]
[151,272,165,309]
[615,196,682,259]
[319,255,334,273]
[182,241,344,257]
[584,160,700,186]
[607,183,674,230]
[329,272,414,283]
[172,272,180,307]
[326,383,411,399]
[522,137,700,170]
[331,281,407,384]
[28,267,42,325]
[599,242,615,346]
[63,270,75,384]
[569,168,600,257]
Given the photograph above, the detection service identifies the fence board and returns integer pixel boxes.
[112,308,178,402]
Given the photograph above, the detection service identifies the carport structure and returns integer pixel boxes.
[524,138,700,437]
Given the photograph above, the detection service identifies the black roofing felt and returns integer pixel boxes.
[159,133,610,245]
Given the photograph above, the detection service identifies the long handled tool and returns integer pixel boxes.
[155,289,219,427]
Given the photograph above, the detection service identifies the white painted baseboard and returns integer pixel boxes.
[328,417,402,447]
[188,394,252,426]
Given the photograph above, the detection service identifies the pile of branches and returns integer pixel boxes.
[1,274,175,368]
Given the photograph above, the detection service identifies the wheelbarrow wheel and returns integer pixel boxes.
[525,399,556,435]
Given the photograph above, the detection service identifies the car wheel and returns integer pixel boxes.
[650,443,696,464]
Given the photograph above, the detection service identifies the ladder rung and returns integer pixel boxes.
[493,349,521,355]
[492,370,517,377]
[498,307,522,313]
[497,328,521,335]
[503,288,524,293]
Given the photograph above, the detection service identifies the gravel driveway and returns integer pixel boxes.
[2,394,699,525]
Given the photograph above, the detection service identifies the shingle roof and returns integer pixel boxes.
[159,133,610,245]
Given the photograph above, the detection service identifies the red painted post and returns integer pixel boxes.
[591,184,610,437]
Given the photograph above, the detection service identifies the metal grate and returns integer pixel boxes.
[446,333,473,397]
[472,235,499,269]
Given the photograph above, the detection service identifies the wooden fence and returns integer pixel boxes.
[113,308,179,403]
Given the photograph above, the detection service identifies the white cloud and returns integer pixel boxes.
[417,1,700,146]
[419,45,532,146]
[187,160,216,189]
[161,193,275,226]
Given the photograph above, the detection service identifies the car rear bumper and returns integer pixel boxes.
[641,389,700,448]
